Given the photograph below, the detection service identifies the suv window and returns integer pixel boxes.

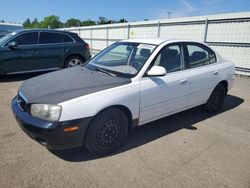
[39,32,74,44]
[151,44,183,73]
[9,32,38,46]
[186,43,216,68]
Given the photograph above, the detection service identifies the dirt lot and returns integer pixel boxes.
[0,74,249,188]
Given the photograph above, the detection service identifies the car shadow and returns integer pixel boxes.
[49,94,244,162]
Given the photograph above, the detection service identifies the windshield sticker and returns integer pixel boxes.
[137,44,156,50]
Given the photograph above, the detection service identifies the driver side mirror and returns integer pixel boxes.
[8,41,18,49]
[147,66,167,77]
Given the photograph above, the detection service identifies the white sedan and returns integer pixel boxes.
[12,39,235,155]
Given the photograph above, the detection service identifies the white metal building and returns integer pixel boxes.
[62,12,250,74]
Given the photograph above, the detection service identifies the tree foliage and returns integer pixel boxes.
[40,15,61,29]
[64,18,81,27]
[23,18,31,28]
[80,19,96,26]
[23,18,40,28]
[23,15,128,29]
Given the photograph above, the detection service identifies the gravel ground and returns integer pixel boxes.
[0,73,249,188]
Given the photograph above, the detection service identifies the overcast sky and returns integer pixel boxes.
[1,0,250,23]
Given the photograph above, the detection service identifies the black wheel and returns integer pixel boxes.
[64,55,84,68]
[205,83,226,113]
[85,108,129,156]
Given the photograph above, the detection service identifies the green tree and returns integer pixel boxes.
[118,18,128,23]
[31,18,40,28]
[23,18,31,28]
[80,19,96,26]
[40,15,61,29]
[97,17,109,25]
[65,18,81,27]
[22,16,129,29]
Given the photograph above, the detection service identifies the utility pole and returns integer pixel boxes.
[166,11,172,19]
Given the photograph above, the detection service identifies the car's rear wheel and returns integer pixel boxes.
[64,55,84,68]
[85,108,129,156]
[205,83,226,113]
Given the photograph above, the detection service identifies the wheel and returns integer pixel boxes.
[85,108,129,156]
[64,55,84,68]
[205,83,226,113]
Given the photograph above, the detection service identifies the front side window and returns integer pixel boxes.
[85,42,156,78]
[39,32,73,44]
[10,32,38,45]
[186,43,216,68]
[151,44,183,73]
[0,32,17,45]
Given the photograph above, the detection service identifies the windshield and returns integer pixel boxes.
[85,42,156,78]
[0,32,17,45]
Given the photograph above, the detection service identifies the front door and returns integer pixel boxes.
[139,43,189,125]
[2,32,39,74]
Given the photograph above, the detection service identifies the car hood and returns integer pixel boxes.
[19,66,131,104]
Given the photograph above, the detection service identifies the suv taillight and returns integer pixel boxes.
[85,43,90,50]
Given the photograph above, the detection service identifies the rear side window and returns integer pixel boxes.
[39,32,74,44]
[186,43,216,68]
[10,32,38,45]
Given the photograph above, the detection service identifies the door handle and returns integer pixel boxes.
[213,70,219,75]
[180,79,188,84]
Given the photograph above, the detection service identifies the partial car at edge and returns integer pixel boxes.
[0,29,91,75]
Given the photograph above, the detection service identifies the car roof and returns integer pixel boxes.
[121,38,207,46]
[11,29,84,42]
[15,29,75,35]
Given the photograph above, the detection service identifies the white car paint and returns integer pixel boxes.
[58,39,235,126]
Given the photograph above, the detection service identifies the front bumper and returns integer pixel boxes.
[11,97,92,150]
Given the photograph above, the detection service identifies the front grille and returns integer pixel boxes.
[17,92,27,111]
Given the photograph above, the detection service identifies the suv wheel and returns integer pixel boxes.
[65,55,84,68]
[85,108,129,156]
[205,83,226,113]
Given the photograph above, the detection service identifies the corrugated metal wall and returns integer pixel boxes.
[61,12,250,72]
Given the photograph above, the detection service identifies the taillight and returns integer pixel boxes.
[85,43,90,50]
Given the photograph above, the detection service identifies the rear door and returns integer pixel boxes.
[2,32,39,74]
[184,42,218,108]
[36,32,74,69]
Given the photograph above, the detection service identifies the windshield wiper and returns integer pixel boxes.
[94,67,116,76]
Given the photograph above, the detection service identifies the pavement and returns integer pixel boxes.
[0,73,250,188]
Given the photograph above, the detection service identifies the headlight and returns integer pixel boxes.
[30,104,62,122]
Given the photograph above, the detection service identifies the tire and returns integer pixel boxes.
[64,55,84,68]
[205,83,226,113]
[85,108,129,156]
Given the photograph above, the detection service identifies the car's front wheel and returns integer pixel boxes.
[205,83,227,113]
[85,108,129,156]
[64,55,84,68]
